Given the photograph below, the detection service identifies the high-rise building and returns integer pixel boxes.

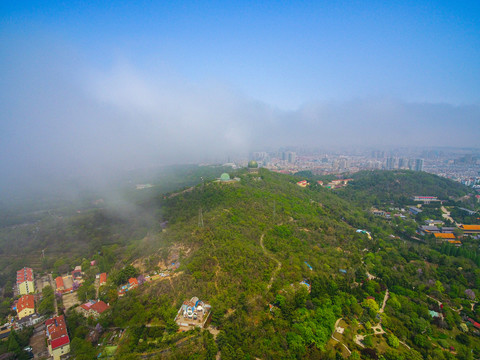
[386,157,396,170]
[415,158,424,172]
[408,159,415,170]
[398,158,407,169]
[288,152,296,164]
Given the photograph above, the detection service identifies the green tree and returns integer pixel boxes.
[70,337,97,360]
[387,334,399,348]
[362,298,379,313]
[37,285,55,315]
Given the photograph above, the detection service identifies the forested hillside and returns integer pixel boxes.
[1,168,479,359]
[338,170,472,207]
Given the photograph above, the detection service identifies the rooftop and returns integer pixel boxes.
[100,272,107,285]
[55,276,64,289]
[460,224,480,231]
[16,268,33,284]
[434,233,456,239]
[17,295,34,312]
[91,301,109,314]
[46,315,69,346]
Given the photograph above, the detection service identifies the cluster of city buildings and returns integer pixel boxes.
[2,267,71,358]
[246,148,480,192]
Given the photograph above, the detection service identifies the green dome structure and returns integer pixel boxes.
[220,173,231,181]
[248,160,259,168]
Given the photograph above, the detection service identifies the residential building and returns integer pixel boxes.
[79,300,109,318]
[99,273,107,286]
[0,325,10,340]
[17,294,35,320]
[17,267,34,295]
[128,278,139,289]
[45,315,70,360]
[72,266,82,280]
[55,276,65,292]
[296,180,308,187]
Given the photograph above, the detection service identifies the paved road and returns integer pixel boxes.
[48,273,58,315]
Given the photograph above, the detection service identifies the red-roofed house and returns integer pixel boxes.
[91,301,109,316]
[72,266,82,280]
[296,180,308,187]
[99,273,107,286]
[16,267,34,295]
[17,294,35,320]
[79,300,109,318]
[55,276,64,291]
[468,317,480,330]
[128,278,138,289]
[46,315,70,360]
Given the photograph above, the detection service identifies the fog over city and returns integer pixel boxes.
[1,2,479,196]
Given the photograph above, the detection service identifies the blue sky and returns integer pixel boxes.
[1,1,479,192]
[2,1,479,108]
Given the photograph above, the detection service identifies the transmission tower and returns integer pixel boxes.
[198,207,204,227]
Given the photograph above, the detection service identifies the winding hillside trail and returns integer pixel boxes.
[331,318,352,355]
[260,234,282,292]
[379,289,389,313]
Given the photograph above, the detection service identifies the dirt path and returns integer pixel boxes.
[354,334,365,348]
[168,186,195,199]
[331,318,352,355]
[366,271,376,281]
[214,261,221,292]
[379,289,389,313]
[259,234,282,291]
[426,294,442,307]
